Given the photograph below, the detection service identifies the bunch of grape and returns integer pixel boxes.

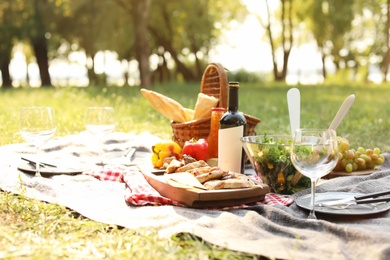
[334,137,385,173]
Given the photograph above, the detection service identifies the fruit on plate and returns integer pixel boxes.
[152,141,182,168]
[334,137,385,173]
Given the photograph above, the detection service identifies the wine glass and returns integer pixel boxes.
[85,106,116,165]
[290,128,339,220]
[19,107,57,177]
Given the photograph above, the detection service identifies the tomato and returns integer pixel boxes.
[182,138,209,161]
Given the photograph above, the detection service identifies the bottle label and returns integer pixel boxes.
[218,125,244,173]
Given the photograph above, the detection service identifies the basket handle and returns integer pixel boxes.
[200,63,228,109]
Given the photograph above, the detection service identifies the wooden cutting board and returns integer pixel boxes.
[139,165,270,208]
[325,168,377,179]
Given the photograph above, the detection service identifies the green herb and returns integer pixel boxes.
[249,133,310,194]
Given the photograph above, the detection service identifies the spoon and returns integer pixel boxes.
[329,94,355,130]
[287,88,300,137]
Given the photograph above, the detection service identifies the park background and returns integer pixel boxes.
[2,0,390,88]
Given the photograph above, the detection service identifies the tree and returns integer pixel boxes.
[58,0,111,85]
[258,0,294,82]
[297,0,366,81]
[148,0,247,82]
[15,0,63,87]
[0,0,24,88]
[132,0,152,88]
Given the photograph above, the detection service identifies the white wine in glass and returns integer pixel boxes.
[290,128,339,220]
[85,106,116,165]
[19,107,57,177]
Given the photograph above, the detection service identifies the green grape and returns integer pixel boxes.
[334,137,385,173]
[357,147,365,153]
[375,156,385,165]
[345,163,353,173]
[366,161,376,169]
[370,153,379,161]
[338,139,349,152]
[355,157,365,166]
[346,150,355,159]
[373,147,381,155]
[365,149,374,156]
[360,154,372,163]
[352,162,358,171]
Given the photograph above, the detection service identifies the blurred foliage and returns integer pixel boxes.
[1,0,390,87]
[227,69,269,83]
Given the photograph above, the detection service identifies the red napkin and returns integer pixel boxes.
[83,166,294,209]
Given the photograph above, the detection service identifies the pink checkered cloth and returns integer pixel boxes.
[83,166,294,209]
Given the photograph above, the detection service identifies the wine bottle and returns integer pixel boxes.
[218,81,247,173]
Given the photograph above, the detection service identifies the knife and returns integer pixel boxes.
[317,190,390,206]
[22,157,57,168]
[329,94,355,130]
[287,88,300,137]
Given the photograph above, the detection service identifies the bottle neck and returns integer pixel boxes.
[228,86,239,112]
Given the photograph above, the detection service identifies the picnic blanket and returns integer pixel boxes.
[1,132,390,260]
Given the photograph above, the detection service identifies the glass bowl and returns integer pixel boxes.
[241,135,311,195]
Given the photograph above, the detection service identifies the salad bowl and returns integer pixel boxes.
[241,135,311,195]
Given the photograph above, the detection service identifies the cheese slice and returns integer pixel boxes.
[165,172,207,190]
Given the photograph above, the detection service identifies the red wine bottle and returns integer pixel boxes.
[218,81,247,173]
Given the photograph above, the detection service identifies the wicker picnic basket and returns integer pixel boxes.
[170,63,261,147]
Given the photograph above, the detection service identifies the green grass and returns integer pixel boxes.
[1,82,390,259]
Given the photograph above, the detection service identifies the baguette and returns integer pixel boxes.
[141,88,188,123]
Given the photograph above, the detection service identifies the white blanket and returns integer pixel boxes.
[1,132,390,260]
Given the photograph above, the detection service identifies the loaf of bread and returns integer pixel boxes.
[193,93,219,120]
[141,88,192,123]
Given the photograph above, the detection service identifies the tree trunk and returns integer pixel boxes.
[132,0,152,88]
[0,54,12,88]
[263,0,293,82]
[31,36,52,87]
[86,54,98,85]
[31,0,51,87]
[321,51,327,79]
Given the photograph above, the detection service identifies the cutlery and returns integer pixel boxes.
[329,94,355,130]
[21,156,87,171]
[317,190,390,207]
[22,157,57,168]
[287,88,300,137]
[100,147,137,166]
[317,202,386,210]
[123,147,136,161]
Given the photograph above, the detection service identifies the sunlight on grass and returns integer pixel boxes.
[0,192,257,259]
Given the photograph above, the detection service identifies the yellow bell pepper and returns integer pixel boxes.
[151,141,182,168]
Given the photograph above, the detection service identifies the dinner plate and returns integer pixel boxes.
[296,192,390,216]
[18,163,85,176]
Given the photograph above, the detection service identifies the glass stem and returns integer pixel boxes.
[36,146,41,177]
[308,178,317,220]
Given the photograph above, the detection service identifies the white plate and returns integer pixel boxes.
[296,192,390,216]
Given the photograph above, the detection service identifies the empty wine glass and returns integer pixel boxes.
[85,106,116,165]
[19,107,57,177]
[290,128,339,220]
